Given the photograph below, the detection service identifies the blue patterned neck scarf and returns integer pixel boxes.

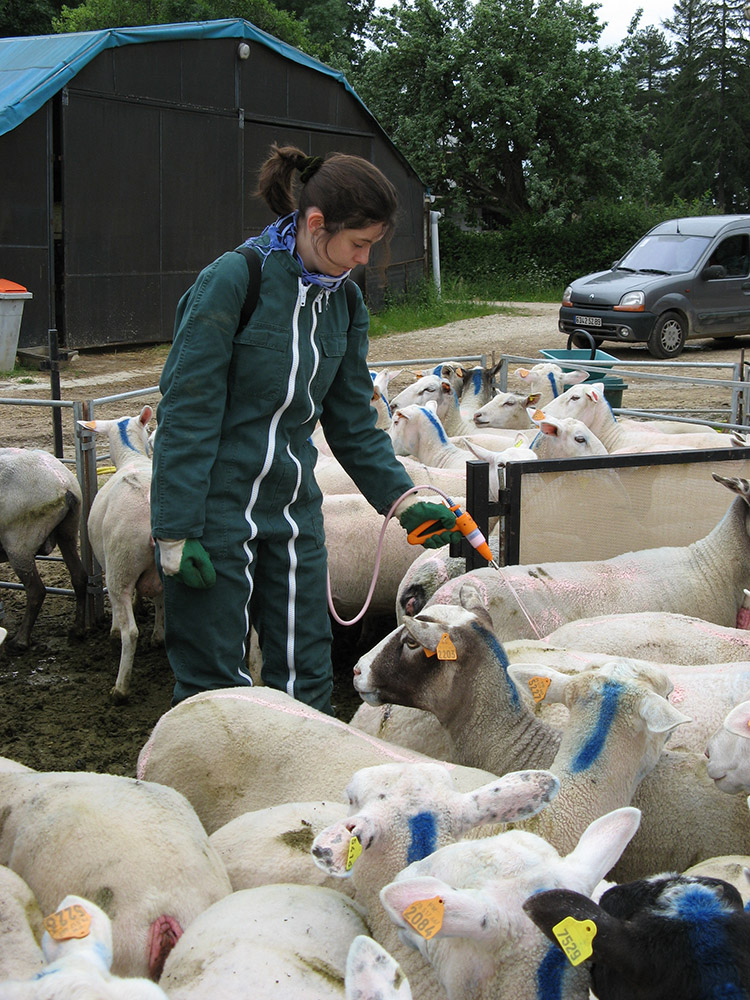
[247,212,352,291]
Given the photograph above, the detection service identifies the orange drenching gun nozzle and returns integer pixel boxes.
[406,501,500,569]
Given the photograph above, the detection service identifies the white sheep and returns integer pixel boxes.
[136,686,500,835]
[353,600,750,878]
[0,769,232,979]
[544,381,736,452]
[523,873,750,1000]
[345,936,412,1000]
[378,806,641,1000]
[0,894,169,999]
[208,799,354,895]
[705,696,750,793]
[539,610,750,664]
[78,406,163,702]
[310,761,560,1000]
[0,866,44,981]
[158,883,370,999]
[472,389,542,430]
[0,448,87,650]
[513,363,589,406]
[398,473,750,634]
[684,849,750,905]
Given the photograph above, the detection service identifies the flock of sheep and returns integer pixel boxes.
[2,359,750,998]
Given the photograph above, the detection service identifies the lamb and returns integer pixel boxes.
[0,894,169,999]
[684,851,750,906]
[398,473,750,633]
[136,686,500,834]
[471,389,542,430]
[524,873,750,1000]
[0,866,44,981]
[0,769,232,979]
[158,883,370,999]
[513,362,589,406]
[345,936,412,1000]
[208,799,354,894]
[310,761,560,1000]
[353,600,750,877]
[0,448,87,650]
[77,406,163,702]
[539,611,750,664]
[705,695,750,793]
[544,381,735,452]
[389,401,532,485]
[378,806,641,1000]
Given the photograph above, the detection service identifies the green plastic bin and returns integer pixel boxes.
[539,347,628,409]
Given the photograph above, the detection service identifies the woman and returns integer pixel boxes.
[151,144,455,714]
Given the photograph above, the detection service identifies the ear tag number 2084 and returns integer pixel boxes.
[402,896,445,939]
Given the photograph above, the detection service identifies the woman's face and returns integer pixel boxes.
[307,219,386,276]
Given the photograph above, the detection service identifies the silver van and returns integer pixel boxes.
[558,215,750,358]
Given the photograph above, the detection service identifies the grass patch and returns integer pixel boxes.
[368,278,525,339]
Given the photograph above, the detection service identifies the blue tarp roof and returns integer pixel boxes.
[0,19,368,137]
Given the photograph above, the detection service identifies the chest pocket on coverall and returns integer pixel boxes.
[230,325,290,402]
[314,331,348,396]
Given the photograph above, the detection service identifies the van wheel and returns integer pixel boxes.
[647,312,687,359]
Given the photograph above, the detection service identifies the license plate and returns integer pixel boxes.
[574,315,602,327]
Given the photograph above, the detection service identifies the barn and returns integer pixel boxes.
[0,19,428,351]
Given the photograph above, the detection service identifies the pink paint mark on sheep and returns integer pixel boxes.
[669,684,687,705]
[137,688,461,778]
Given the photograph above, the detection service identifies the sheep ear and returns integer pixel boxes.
[506,663,571,705]
[538,417,561,437]
[562,807,641,891]
[458,769,559,831]
[524,888,643,979]
[723,700,750,738]
[346,936,412,1000]
[424,400,439,415]
[712,473,750,499]
[77,419,98,431]
[638,691,691,734]
[139,405,153,426]
[515,367,530,378]
[402,615,446,654]
[563,371,589,387]
[381,878,502,943]
[462,438,495,461]
[525,393,542,406]
[456,583,492,627]
[585,383,604,402]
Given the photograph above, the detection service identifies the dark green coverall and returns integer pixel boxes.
[151,235,415,712]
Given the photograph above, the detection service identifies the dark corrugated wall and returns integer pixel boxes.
[1,35,426,349]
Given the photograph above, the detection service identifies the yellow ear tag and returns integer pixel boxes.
[518,368,529,377]
[528,676,551,703]
[436,634,457,660]
[402,896,445,939]
[552,916,597,966]
[43,903,92,941]
[346,835,363,871]
[514,438,524,448]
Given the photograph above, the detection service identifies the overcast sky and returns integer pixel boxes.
[591,0,677,47]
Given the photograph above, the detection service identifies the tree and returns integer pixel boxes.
[354,0,653,224]
[52,0,310,50]
[272,0,375,70]
[0,0,81,37]
[660,0,750,211]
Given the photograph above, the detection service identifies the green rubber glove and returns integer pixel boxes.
[157,538,216,589]
[398,501,457,549]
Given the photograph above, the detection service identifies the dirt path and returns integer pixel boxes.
[1,303,748,775]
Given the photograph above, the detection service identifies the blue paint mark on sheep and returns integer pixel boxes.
[470,369,483,396]
[570,681,622,773]
[674,884,745,999]
[420,405,449,446]
[546,371,559,398]
[470,622,520,713]
[117,417,138,452]
[536,943,567,999]
[407,812,437,864]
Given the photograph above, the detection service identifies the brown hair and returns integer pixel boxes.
[255,144,399,244]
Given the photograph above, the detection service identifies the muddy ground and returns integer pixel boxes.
[1,303,749,776]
